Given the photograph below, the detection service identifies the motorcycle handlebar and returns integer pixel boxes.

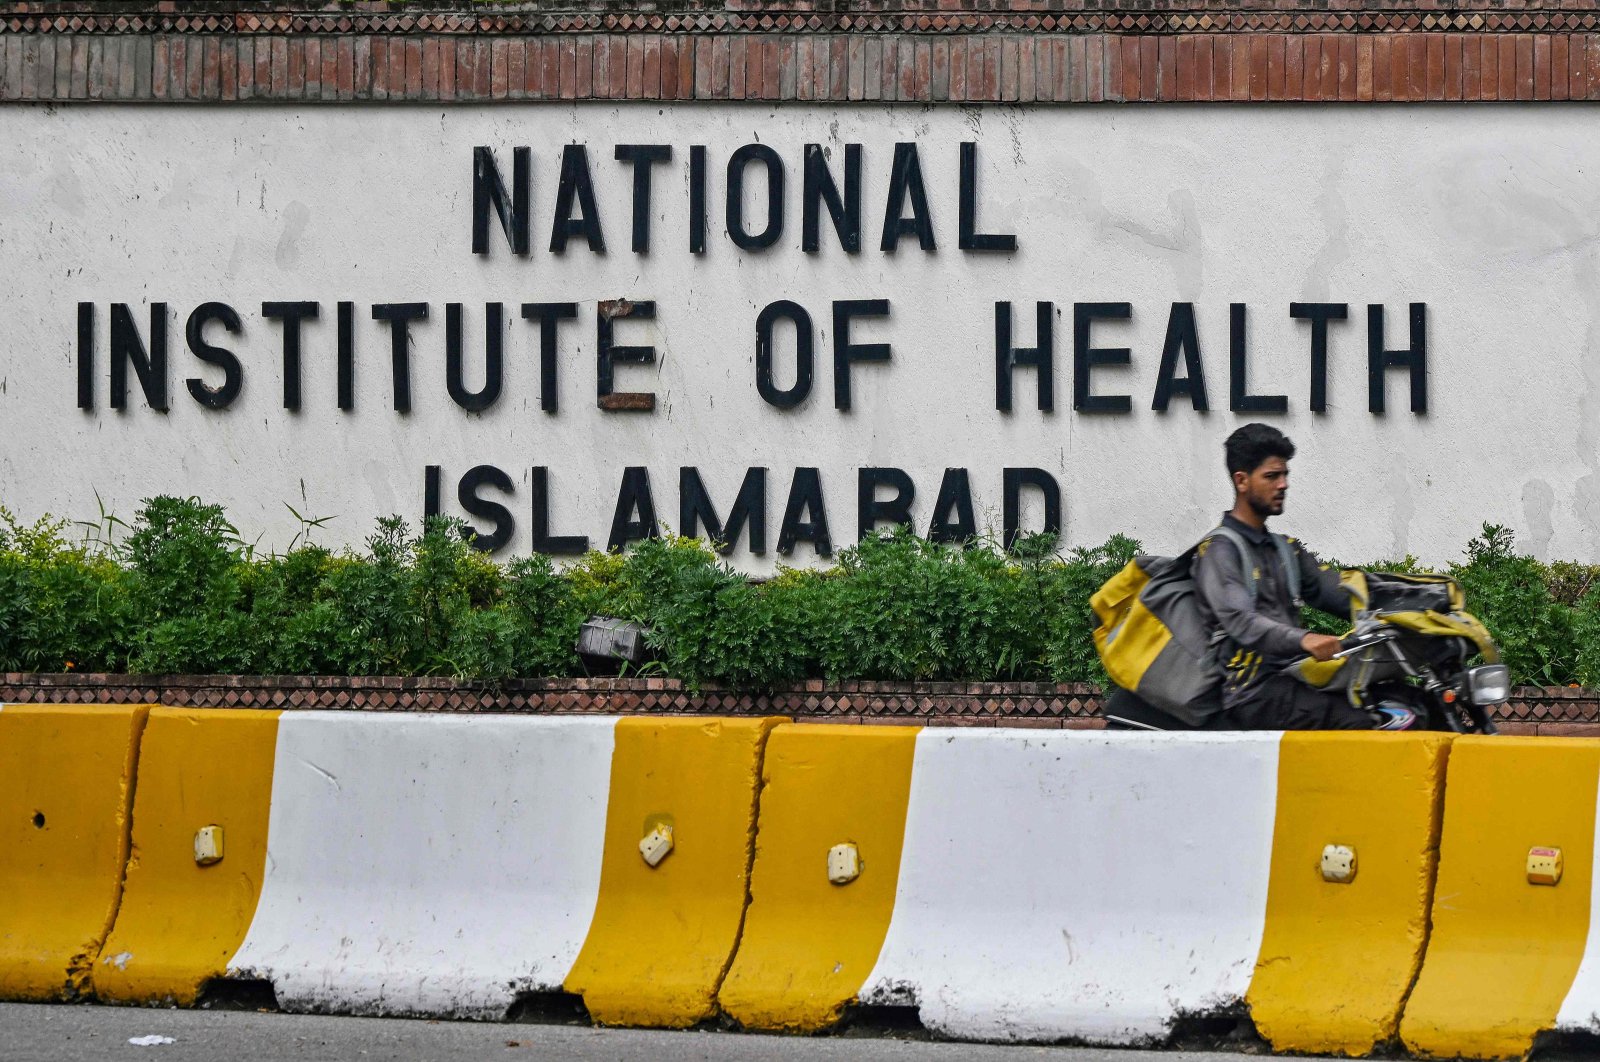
[1334,628,1396,659]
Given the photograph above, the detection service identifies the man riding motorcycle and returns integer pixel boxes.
[1194,423,1416,731]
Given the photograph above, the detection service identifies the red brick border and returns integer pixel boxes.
[1,31,1597,103]
[3,673,1597,736]
[2,4,1599,104]
[7,4,1600,39]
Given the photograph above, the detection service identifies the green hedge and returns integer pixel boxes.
[1,497,1595,689]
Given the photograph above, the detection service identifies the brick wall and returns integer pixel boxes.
[2,673,1596,736]
[2,2,1598,104]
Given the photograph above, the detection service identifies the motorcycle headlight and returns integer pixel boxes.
[1467,664,1511,706]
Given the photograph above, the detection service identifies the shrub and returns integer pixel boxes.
[0,497,1594,689]
[613,536,808,690]
[1449,524,1576,687]
[0,506,130,673]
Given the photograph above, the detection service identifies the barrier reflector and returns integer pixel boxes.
[1401,736,1600,1059]
[225,713,617,1018]
[1247,732,1453,1055]
[565,716,783,1028]
[858,729,1283,1043]
[718,723,919,1031]
[91,708,280,1004]
[0,704,149,1001]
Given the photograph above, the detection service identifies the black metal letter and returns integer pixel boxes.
[833,299,891,411]
[689,144,708,254]
[530,466,589,555]
[337,301,355,411]
[1230,303,1288,414]
[996,301,1053,412]
[608,466,660,551]
[726,144,785,251]
[446,303,504,413]
[77,302,94,410]
[959,142,1017,252]
[521,302,578,414]
[370,303,428,414]
[1368,303,1427,414]
[262,301,320,411]
[109,302,168,412]
[756,300,814,409]
[455,464,515,552]
[880,143,935,252]
[680,467,768,554]
[777,467,832,557]
[472,145,530,256]
[1003,467,1061,551]
[802,143,861,254]
[185,302,244,410]
[1152,302,1210,412]
[928,468,977,544]
[596,300,656,411]
[424,464,443,523]
[1072,302,1131,414]
[550,144,606,253]
[1290,302,1349,414]
[614,144,672,254]
[858,467,916,539]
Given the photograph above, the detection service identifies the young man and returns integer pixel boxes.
[1192,423,1414,731]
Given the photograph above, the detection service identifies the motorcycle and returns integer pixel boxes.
[1103,570,1509,734]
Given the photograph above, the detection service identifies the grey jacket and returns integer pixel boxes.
[1191,513,1352,706]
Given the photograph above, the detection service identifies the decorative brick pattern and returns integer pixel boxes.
[1,30,1596,103]
[3,673,1598,736]
[2,4,1598,104]
[10,6,1600,39]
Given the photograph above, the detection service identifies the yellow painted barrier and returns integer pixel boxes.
[1248,731,1453,1056]
[717,723,919,1032]
[564,716,782,1027]
[0,704,150,1001]
[91,708,281,1004]
[1400,736,1600,1059]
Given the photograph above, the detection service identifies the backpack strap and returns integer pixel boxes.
[1272,533,1304,609]
[1207,525,1258,604]
[1206,525,1303,609]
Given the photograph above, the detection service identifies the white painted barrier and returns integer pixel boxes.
[856,729,1283,1044]
[227,712,616,1017]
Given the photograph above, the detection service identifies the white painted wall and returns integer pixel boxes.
[860,728,1281,1043]
[228,713,615,1017]
[1,102,1594,572]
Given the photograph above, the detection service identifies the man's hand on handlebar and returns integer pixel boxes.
[1300,632,1342,662]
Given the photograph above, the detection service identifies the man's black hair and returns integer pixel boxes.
[1225,422,1296,479]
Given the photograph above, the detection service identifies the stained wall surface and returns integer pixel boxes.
[2,103,1592,570]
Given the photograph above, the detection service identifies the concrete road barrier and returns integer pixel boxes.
[563,716,780,1027]
[90,707,282,1005]
[16,703,1558,1056]
[91,709,775,1025]
[0,704,150,1001]
[1247,732,1452,1055]
[826,728,1282,1043]
[1401,736,1600,1059]
[724,727,1450,1052]
[719,723,919,1032]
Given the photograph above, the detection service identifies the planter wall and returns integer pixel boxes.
[3,673,1595,736]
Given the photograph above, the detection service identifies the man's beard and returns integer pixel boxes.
[1248,493,1284,518]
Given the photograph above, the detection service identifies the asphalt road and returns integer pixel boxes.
[0,1003,1263,1062]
